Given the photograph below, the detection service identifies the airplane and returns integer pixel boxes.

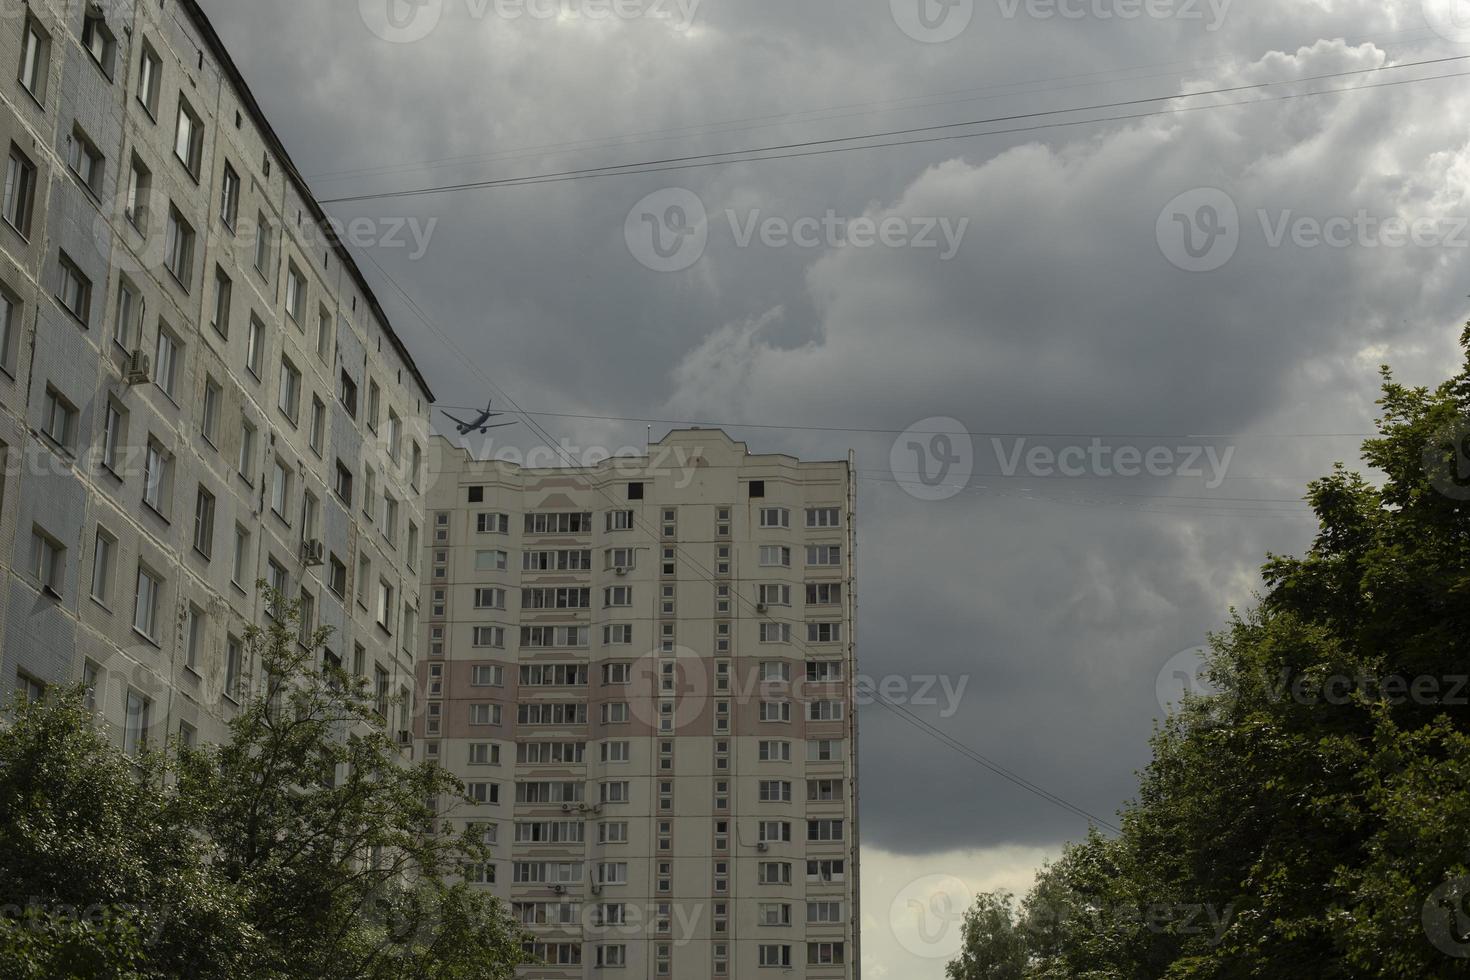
[442,400,519,436]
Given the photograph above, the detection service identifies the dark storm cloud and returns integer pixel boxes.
[200,0,1470,857]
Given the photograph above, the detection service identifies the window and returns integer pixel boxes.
[201,377,222,446]
[759,545,791,567]
[3,145,37,238]
[759,740,791,762]
[334,460,353,505]
[807,582,842,606]
[133,565,162,641]
[30,527,64,595]
[136,41,161,117]
[808,819,845,842]
[316,308,332,361]
[123,689,151,756]
[18,16,50,103]
[760,701,791,723]
[471,665,504,687]
[0,285,15,374]
[338,371,357,416]
[245,315,265,377]
[328,554,347,597]
[285,263,305,323]
[211,267,232,337]
[224,636,243,701]
[759,507,790,528]
[807,544,842,566]
[477,512,509,534]
[387,410,401,462]
[808,622,843,643]
[232,524,251,588]
[758,863,792,885]
[56,253,92,325]
[473,587,506,609]
[220,163,240,229]
[277,357,301,423]
[808,943,846,966]
[68,125,104,197]
[91,527,115,605]
[174,97,204,178]
[154,326,180,398]
[367,379,380,431]
[607,509,634,532]
[271,458,292,519]
[807,507,841,528]
[238,421,257,482]
[759,780,792,803]
[759,584,791,607]
[758,902,792,926]
[759,623,791,644]
[382,494,398,542]
[477,550,509,572]
[164,207,195,288]
[254,212,273,277]
[193,486,215,558]
[80,11,116,78]
[42,386,77,450]
[470,703,501,725]
[183,605,204,671]
[808,700,844,722]
[123,160,158,239]
[309,396,326,455]
[376,579,394,631]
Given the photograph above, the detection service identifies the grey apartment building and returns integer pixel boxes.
[0,0,432,755]
[421,430,860,979]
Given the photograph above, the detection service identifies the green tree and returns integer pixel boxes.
[0,593,528,979]
[948,327,1470,980]
[176,594,528,980]
[0,691,260,979]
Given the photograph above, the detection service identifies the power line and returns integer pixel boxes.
[319,55,1470,204]
[429,405,1373,441]
[354,248,1125,835]
[304,26,1447,187]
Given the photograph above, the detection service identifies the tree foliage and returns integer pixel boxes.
[0,595,528,980]
[948,328,1470,980]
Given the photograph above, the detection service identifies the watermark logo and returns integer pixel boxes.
[1155,645,1233,725]
[890,874,975,958]
[361,0,447,43]
[1157,187,1239,272]
[1424,877,1470,958]
[1424,0,1470,43]
[993,0,1230,29]
[625,190,969,271]
[1424,422,1470,500]
[1160,189,1470,272]
[625,644,711,732]
[890,418,974,501]
[891,0,974,43]
[625,188,708,272]
[362,0,701,42]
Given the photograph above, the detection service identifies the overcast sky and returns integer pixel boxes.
[201,1,1470,974]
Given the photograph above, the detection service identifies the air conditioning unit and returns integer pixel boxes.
[561,803,575,813]
[614,566,627,576]
[756,603,768,614]
[125,349,151,385]
[301,538,326,566]
[757,841,769,852]
[552,884,566,895]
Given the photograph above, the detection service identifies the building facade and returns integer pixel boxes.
[0,0,432,754]
[421,430,860,978]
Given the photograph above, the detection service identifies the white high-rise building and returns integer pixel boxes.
[421,430,860,978]
[0,0,433,754]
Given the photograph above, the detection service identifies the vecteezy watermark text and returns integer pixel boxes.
[624,188,968,272]
[359,0,701,43]
[889,420,1236,501]
[1157,188,1470,273]
[889,0,1228,43]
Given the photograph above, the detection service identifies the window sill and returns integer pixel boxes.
[89,595,112,615]
[230,579,247,597]
[142,501,170,524]
[131,627,161,649]
[1,216,30,244]
[183,664,202,681]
